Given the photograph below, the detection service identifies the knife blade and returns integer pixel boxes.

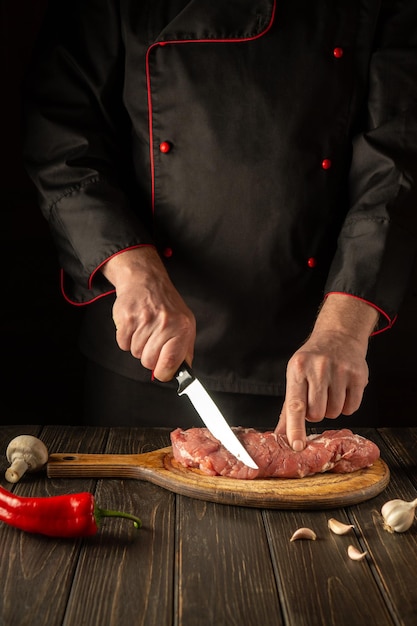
[174,362,258,469]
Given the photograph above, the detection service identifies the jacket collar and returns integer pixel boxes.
[156,0,276,43]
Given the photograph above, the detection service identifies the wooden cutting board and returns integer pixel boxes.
[47,447,390,509]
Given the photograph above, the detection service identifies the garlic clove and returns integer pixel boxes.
[290,527,317,542]
[381,498,417,533]
[347,545,367,561]
[327,518,354,535]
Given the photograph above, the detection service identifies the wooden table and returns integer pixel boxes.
[1,425,416,626]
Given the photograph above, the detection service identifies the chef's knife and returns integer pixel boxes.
[174,362,258,469]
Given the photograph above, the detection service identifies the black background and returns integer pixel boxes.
[2,1,84,424]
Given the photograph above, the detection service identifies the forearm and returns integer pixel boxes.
[313,294,379,348]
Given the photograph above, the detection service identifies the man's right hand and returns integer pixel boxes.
[101,246,196,381]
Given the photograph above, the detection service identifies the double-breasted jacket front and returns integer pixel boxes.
[24,0,417,394]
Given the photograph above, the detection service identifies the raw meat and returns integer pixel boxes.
[170,427,380,480]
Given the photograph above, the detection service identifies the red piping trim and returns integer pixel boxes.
[60,244,156,306]
[145,1,277,213]
[60,270,114,306]
[324,291,397,335]
[88,243,155,290]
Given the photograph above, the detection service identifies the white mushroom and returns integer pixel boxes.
[5,435,49,483]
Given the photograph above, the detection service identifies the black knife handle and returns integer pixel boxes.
[174,361,195,394]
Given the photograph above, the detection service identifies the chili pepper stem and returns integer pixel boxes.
[95,506,142,529]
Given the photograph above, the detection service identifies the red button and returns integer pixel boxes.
[321,158,332,170]
[333,47,344,59]
[307,257,317,268]
[163,247,173,258]
[159,141,172,153]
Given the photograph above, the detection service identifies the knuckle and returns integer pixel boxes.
[287,398,307,414]
[343,390,363,415]
[131,346,143,360]
[178,312,196,335]
[117,340,131,352]
[288,353,307,376]
[307,408,324,421]
[160,354,178,372]
[138,309,154,327]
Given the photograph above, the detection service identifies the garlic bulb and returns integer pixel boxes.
[381,498,417,533]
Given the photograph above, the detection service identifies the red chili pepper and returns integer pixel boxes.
[0,485,142,538]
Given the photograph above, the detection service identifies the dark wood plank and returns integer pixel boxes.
[2,426,417,626]
[346,429,417,626]
[263,507,394,626]
[175,497,283,626]
[0,426,108,626]
[0,525,83,626]
[63,427,176,626]
[378,427,417,485]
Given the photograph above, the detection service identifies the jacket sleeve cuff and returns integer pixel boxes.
[324,291,397,336]
[60,243,157,305]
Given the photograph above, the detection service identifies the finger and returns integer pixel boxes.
[147,338,190,382]
[321,386,345,419]
[323,373,366,418]
[126,315,162,361]
[274,401,287,435]
[112,307,139,353]
[341,385,364,416]
[284,383,308,451]
[305,386,328,422]
[113,321,137,353]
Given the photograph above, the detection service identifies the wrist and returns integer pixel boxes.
[101,246,163,289]
[314,294,379,344]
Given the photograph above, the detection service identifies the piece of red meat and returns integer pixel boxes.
[170,427,380,479]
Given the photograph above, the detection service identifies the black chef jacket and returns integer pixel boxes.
[23,0,417,395]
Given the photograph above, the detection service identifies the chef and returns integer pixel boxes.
[23,0,417,449]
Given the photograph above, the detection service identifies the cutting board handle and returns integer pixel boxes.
[47,449,172,480]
